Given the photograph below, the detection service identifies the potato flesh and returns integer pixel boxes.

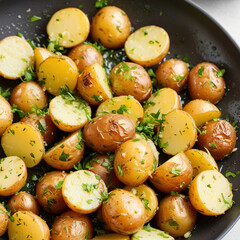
[34,47,55,71]
[92,234,130,240]
[0,96,13,136]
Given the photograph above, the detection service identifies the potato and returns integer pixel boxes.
[109,62,152,102]
[77,63,112,105]
[156,195,197,237]
[10,81,48,113]
[185,149,218,177]
[124,184,158,223]
[1,122,45,168]
[62,170,107,214]
[68,44,103,72]
[47,8,90,48]
[0,156,27,196]
[37,56,78,96]
[36,171,68,214]
[183,99,221,127]
[189,170,233,216]
[125,25,170,67]
[102,189,146,235]
[96,95,144,125]
[159,109,197,155]
[150,152,193,193]
[51,211,93,239]
[49,95,91,132]
[93,234,130,240]
[91,6,131,49]
[197,120,237,160]
[34,47,55,71]
[8,211,50,240]
[0,36,34,79]
[188,62,226,104]
[0,95,13,136]
[0,203,9,237]
[83,114,135,152]
[8,191,40,215]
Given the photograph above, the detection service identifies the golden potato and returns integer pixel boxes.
[0,203,9,237]
[34,47,55,71]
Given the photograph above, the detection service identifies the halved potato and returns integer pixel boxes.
[92,234,130,240]
[34,47,55,71]
[47,8,90,48]
[0,36,34,79]
[189,170,233,216]
[0,203,9,237]
[1,122,45,167]
[183,99,221,127]
[125,25,170,67]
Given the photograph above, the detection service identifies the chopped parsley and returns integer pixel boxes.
[92,94,103,102]
[12,104,25,118]
[168,217,179,226]
[112,104,129,115]
[59,151,69,161]
[0,87,11,101]
[38,119,46,133]
[95,0,108,8]
[55,180,63,190]
[215,69,225,78]
[209,142,217,149]
[29,16,42,22]
[117,165,124,176]
[76,130,84,150]
[170,168,181,176]
[101,192,115,204]
[198,66,205,77]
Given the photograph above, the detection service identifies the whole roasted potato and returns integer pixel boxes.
[0,203,9,237]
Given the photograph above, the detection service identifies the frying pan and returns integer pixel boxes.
[0,0,239,239]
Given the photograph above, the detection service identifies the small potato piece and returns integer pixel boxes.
[34,47,55,71]
[77,63,112,105]
[160,109,197,155]
[62,170,107,214]
[188,62,226,104]
[8,211,50,240]
[38,56,78,96]
[0,36,34,79]
[189,170,233,216]
[109,62,152,102]
[0,156,27,196]
[49,95,91,132]
[183,99,221,127]
[93,234,130,240]
[91,6,131,49]
[150,152,193,193]
[156,59,189,92]
[1,122,45,168]
[198,120,237,160]
[47,8,90,48]
[44,130,85,170]
[51,211,93,240]
[10,81,47,113]
[156,195,197,238]
[83,114,135,152]
[125,26,170,67]
[68,44,103,72]
[0,203,9,237]
[8,192,40,215]
[102,189,146,235]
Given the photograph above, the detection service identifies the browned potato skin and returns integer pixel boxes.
[156,59,189,92]
[51,211,93,240]
[156,195,197,237]
[8,192,40,215]
[110,62,152,102]
[10,81,47,113]
[198,120,236,160]
[83,114,135,152]
[0,203,9,237]
[188,62,225,104]
[35,171,68,214]
[68,44,103,72]
[102,189,146,235]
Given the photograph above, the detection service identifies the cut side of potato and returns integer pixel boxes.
[0,203,9,237]
[47,8,90,48]
[125,25,170,67]
[0,36,34,79]
[34,47,55,71]
[92,234,130,240]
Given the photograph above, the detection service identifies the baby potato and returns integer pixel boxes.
[188,62,226,104]
[156,59,189,92]
[34,47,55,71]
[8,191,40,215]
[93,234,130,240]
[109,62,152,102]
[35,171,68,214]
[51,211,93,240]
[156,195,197,238]
[68,44,103,72]
[150,152,193,193]
[91,6,131,49]
[83,114,135,152]
[198,119,237,160]
[114,139,154,186]
[102,189,146,235]
[10,81,47,113]
[125,25,170,67]
[0,203,9,237]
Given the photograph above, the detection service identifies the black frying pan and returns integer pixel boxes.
[0,0,240,239]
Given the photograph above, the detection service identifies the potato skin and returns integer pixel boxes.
[0,203,9,237]
[83,114,135,152]
[198,120,236,160]
[188,62,225,104]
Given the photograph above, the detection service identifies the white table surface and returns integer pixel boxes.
[191,1,240,239]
